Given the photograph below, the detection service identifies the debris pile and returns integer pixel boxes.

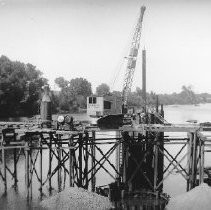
[166,183,211,210]
[40,187,112,210]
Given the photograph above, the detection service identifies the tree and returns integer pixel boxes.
[54,77,92,112]
[69,78,92,98]
[55,77,69,89]
[180,85,197,104]
[69,77,92,109]
[0,55,47,117]
[96,83,110,96]
[158,85,201,105]
[55,77,72,111]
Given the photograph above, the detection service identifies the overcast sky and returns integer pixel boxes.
[0,0,211,94]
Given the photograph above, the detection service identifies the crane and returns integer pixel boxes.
[97,6,146,129]
[122,6,146,114]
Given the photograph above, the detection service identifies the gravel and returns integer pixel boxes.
[40,187,112,210]
[166,183,211,210]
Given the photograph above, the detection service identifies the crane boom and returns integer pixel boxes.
[122,6,146,113]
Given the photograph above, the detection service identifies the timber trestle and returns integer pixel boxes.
[1,124,211,209]
[0,128,124,198]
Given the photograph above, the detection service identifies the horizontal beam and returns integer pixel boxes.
[121,124,211,133]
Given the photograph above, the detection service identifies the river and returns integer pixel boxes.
[1,103,211,209]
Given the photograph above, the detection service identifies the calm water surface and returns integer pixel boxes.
[1,104,211,209]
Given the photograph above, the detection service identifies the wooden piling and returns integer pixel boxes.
[153,141,158,192]
[201,141,205,184]
[84,132,89,189]
[57,135,62,191]
[191,132,197,188]
[13,148,18,186]
[157,106,164,192]
[156,95,159,113]
[116,131,122,179]
[29,150,33,198]
[25,141,29,198]
[48,133,52,192]
[187,133,192,191]
[69,135,74,187]
[78,133,83,188]
[39,137,43,195]
[2,146,7,192]
[91,131,96,192]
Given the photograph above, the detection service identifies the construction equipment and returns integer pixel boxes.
[122,6,146,114]
[97,6,146,129]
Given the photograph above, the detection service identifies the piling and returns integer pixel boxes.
[57,135,62,191]
[84,132,89,189]
[39,137,43,196]
[91,131,96,192]
[157,104,164,191]
[13,147,17,186]
[48,133,53,192]
[78,133,83,188]
[69,135,74,187]
[2,146,7,193]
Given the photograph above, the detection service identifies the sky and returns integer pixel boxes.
[0,0,211,94]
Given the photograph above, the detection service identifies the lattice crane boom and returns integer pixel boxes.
[122,6,146,113]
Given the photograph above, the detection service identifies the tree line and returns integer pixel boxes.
[0,55,210,118]
[0,56,47,117]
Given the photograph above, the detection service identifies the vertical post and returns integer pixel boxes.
[198,137,204,184]
[201,140,205,183]
[158,105,164,192]
[191,132,197,188]
[116,131,122,179]
[186,133,192,191]
[29,149,33,198]
[25,141,30,198]
[57,135,62,192]
[78,133,83,188]
[48,133,52,193]
[153,141,158,192]
[156,95,159,113]
[91,131,96,192]
[142,49,146,113]
[84,132,89,189]
[26,136,33,200]
[122,132,129,185]
[161,104,164,118]
[39,136,43,196]
[157,133,164,192]
[2,146,7,193]
[13,148,18,186]
[69,135,74,187]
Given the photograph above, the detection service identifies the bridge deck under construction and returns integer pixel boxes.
[1,122,211,209]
